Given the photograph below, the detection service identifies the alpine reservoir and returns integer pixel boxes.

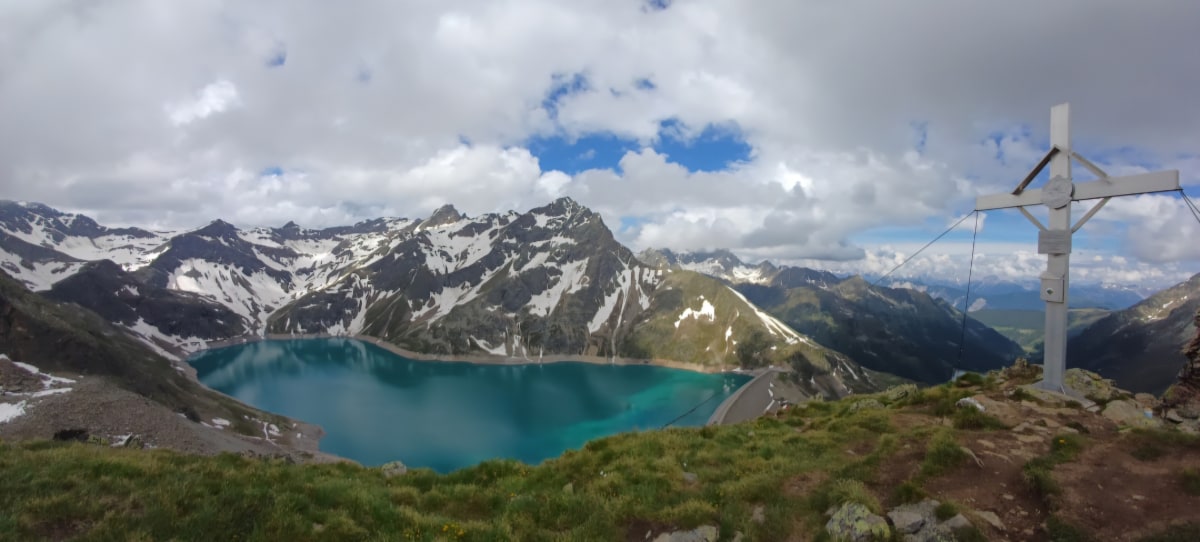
[190,338,750,472]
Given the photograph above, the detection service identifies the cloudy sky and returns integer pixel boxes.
[2,0,1199,288]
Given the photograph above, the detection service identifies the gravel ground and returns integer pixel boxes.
[0,359,344,464]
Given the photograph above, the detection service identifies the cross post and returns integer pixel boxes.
[974,103,1180,392]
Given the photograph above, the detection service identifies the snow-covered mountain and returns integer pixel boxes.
[0,199,876,398]
[640,249,1025,383]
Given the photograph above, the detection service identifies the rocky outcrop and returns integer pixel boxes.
[826,502,890,542]
[1160,308,1200,433]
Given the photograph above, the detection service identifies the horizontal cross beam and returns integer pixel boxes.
[975,170,1180,211]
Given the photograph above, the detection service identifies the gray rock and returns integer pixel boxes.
[941,514,972,531]
[884,384,918,403]
[825,502,891,542]
[1134,393,1159,409]
[974,510,1005,531]
[682,472,698,485]
[887,508,926,534]
[1102,400,1162,429]
[1166,409,1186,423]
[751,505,765,525]
[652,525,718,542]
[955,397,985,412]
[380,460,407,478]
[1064,369,1119,402]
[1179,402,1200,419]
[562,482,574,494]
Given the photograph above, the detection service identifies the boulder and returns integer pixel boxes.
[652,525,718,542]
[884,384,918,403]
[826,502,890,542]
[1064,369,1119,402]
[380,460,408,478]
[969,396,1022,426]
[974,510,1005,531]
[886,508,926,534]
[682,472,699,485]
[1102,400,1162,429]
[955,397,985,412]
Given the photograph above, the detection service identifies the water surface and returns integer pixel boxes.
[189,338,749,472]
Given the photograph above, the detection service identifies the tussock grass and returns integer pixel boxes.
[918,429,968,479]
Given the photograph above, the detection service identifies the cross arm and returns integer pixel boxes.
[975,170,1180,211]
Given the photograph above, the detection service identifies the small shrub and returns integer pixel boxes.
[890,481,926,504]
[1046,516,1092,541]
[1009,387,1035,402]
[1050,434,1085,462]
[919,430,967,479]
[934,502,958,521]
[952,408,1008,430]
[1023,456,1061,500]
[811,479,882,515]
[1180,468,1200,497]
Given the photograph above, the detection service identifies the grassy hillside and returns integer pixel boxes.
[3,370,1198,541]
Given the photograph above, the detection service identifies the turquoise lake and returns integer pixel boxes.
[189,338,750,472]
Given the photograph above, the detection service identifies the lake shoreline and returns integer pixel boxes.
[199,333,745,376]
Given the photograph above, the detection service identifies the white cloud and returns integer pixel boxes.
[1,0,1198,288]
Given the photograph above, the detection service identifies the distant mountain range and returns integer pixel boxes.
[638,249,1024,383]
[1066,272,1200,394]
[8,198,1188,396]
[0,199,876,400]
[886,278,1147,312]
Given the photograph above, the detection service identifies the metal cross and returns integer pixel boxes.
[975,103,1180,392]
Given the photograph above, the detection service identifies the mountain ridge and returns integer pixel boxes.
[0,198,874,399]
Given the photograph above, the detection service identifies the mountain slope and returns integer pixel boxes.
[0,269,278,432]
[0,199,876,398]
[1067,272,1200,394]
[642,250,1025,383]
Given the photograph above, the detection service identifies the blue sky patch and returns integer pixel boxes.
[260,166,283,177]
[652,119,752,172]
[526,133,640,174]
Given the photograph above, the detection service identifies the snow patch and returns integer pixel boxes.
[0,401,27,423]
[675,299,716,328]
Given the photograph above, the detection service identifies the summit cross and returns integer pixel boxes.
[975,103,1180,392]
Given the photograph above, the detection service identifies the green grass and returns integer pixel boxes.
[1046,516,1093,542]
[918,430,967,479]
[952,407,1008,430]
[0,407,896,542]
[1128,429,1200,462]
[933,502,958,521]
[1023,433,1088,502]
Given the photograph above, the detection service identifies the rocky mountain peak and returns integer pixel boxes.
[424,204,464,228]
[194,219,240,239]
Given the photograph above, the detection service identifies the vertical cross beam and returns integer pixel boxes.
[1041,104,1072,391]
